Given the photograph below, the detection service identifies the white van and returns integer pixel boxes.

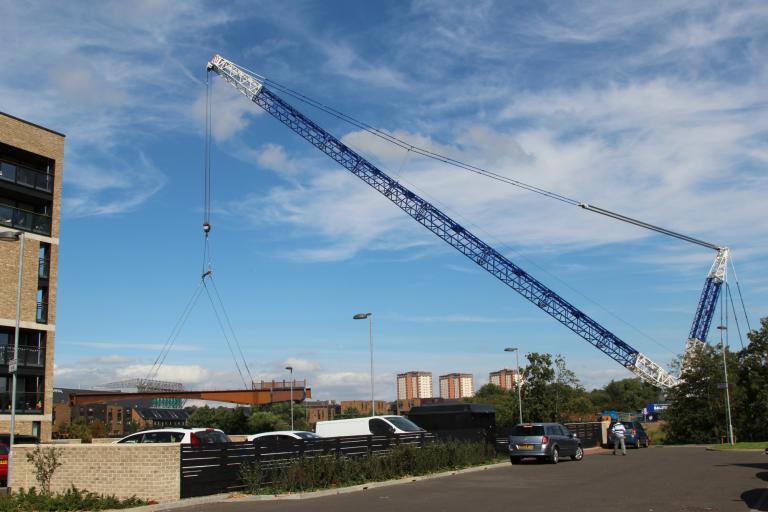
[315,415,425,437]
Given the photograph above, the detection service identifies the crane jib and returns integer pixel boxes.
[209,56,683,388]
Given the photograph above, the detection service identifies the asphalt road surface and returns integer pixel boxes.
[173,447,768,512]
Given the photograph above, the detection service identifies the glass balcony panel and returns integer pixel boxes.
[15,167,36,188]
[0,346,44,367]
[36,302,48,324]
[0,391,45,414]
[0,162,16,182]
[38,258,49,279]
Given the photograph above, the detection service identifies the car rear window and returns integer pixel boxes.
[511,425,545,436]
[385,416,424,433]
[295,432,321,440]
[0,445,8,455]
[195,431,230,444]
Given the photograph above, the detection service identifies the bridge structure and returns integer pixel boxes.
[69,380,311,407]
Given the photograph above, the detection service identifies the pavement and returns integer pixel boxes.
[149,446,768,512]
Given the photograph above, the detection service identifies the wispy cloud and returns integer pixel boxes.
[66,341,201,352]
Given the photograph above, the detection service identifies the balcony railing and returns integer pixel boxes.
[0,346,45,368]
[0,204,51,236]
[36,301,48,324]
[38,257,49,279]
[0,392,44,414]
[0,160,53,193]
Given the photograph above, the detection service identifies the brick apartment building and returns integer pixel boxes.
[340,400,390,417]
[489,368,522,390]
[396,371,433,400]
[439,373,475,399]
[0,112,63,441]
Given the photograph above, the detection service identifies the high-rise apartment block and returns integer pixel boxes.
[489,368,521,390]
[0,112,64,441]
[439,373,474,399]
[396,371,432,400]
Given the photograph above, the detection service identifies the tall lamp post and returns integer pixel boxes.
[0,230,24,488]
[353,313,374,416]
[504,347,523,425]
[285,366,294,430]
[717,325,735,445]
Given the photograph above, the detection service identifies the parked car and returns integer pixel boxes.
[247,431,322,442]
[315,415,425,437]
[114,427,231,446]
[508,423,583,464]
[607,421,650,449]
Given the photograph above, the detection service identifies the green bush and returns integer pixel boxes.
[241,441,499,494]
[0,486,147,511]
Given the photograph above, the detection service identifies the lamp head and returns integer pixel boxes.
[353,313,372,320]
[504,347,518,352]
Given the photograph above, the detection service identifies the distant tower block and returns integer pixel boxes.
[396,371,433,400]
[489,369,521,391]
[439,373,475,399]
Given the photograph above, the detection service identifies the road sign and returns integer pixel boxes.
[8,359,17,373]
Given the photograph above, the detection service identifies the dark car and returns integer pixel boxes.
[608,421,650,449]
[508,423,583,464]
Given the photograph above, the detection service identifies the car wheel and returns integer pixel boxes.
[510,457,522,465]
[550,447,559,464]
[571,445,583,461]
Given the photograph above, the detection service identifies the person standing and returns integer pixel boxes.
[612,421,627,455]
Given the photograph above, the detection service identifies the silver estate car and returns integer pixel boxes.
[508,423,583,464]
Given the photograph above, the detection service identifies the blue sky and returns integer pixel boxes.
[2,0,767,400]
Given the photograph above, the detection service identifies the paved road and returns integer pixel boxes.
[173,447,768,512]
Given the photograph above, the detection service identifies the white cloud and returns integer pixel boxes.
[283,357,321,372]
[76,355,132,365]
[66,341,201,352]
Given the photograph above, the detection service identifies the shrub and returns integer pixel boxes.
[0,486,147,511]
[25,446,62,495]
[242,441,499,494]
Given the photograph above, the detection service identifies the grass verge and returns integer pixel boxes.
[707,442,768,450]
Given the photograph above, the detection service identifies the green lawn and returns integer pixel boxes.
[708,442,767,450]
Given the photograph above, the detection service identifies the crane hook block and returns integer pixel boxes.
[203,222,211,234]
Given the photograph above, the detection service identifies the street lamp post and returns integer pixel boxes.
[0,230,24,488]
[353,313,374,416]
[504,347,523,424]
[717,325,735,445]
[285,366,294,430]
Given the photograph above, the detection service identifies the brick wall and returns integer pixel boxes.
[11,443,181,503]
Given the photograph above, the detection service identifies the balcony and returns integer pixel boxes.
[0,160,53,193]
[0,392,44,414]
[38,257,49,279]
[36,301,48,324]
[0,346,45,368]
[0,204,51,236]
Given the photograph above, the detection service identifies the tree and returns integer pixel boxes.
[214,407,250,435]
[599,378,660,411]
[336,407,366,420]
[733,317,768,441]
[268,402,308,431]
[466,384,519,430]
[68,417,92,443]
[88,419,107,439]
[663,345,734,444]
[247,412,288,433]
[187,406,217,429]
[521,352,557,422]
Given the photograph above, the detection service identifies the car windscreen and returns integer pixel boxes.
[511,425,545,436]
[385,416,424,432]
[195,431,231,443]
[295,432,321,439]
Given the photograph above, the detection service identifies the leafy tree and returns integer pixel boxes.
[214,407,250,435]
[733,317,768,441]
[68,417,92,443]
[88,419,107,439]
[268,402,308,431]
[599,378,660,411]
[247,412,289,433]
[466,384,519,430]
[187,406,217,429]
[521,352,557,422]
[663,345,735,443]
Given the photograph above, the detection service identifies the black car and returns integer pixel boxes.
[508,423,583,464]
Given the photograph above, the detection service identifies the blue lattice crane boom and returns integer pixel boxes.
[206,54,718,389]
